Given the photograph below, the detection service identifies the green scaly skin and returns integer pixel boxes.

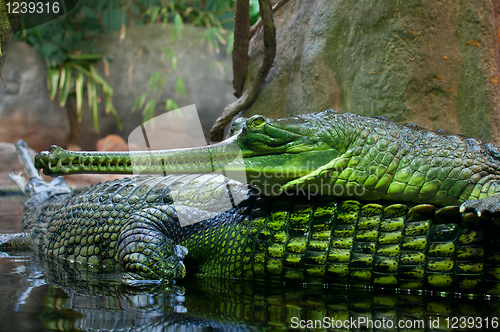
[34,110,500,215]
[4,168,500,297]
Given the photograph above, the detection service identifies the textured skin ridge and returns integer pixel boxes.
[5,174,500,296]
[181,192,500,296]
[279,112,500,205]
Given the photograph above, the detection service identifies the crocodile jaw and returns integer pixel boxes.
[35,137,338,195]
[35,138,243,176]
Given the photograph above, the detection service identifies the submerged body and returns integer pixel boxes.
[4,170,500,297]
[35,110,500,213]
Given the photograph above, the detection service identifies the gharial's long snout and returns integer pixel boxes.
[34,112,338,197]
[34,137,246,176]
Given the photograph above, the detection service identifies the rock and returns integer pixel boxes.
[67,24,236,150]
[243,0,500,143]
[96,134,128,152]
[66,143,82,151]
[0,42,70,151]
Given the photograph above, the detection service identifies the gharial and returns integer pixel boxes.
[2,110,500,297]
[35,109,500,215]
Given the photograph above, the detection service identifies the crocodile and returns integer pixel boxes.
[4,141,500,297]
[34,109,500,216]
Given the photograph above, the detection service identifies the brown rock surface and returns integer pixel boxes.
[96,134,128,152]
[243,0,500,143]
[66,24,236,150]
[0,42,70,151]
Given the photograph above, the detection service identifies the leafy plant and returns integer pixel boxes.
[13,0,254,130]
[14,1,117,131]
[131,46,186,123]
[47,54,122,133]
[132,0,233,123]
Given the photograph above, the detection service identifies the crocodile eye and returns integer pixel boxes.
[247,115,267,129]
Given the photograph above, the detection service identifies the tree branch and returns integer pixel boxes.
[249,0,290,40]
[210,0,276,142]
[232,0,250,98]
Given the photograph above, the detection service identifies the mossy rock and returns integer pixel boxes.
[243,0,500,143]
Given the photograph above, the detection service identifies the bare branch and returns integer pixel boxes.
[249,0,290,40]
[232,0,250,98]
[210,0,276,141]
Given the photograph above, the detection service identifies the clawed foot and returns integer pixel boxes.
[459,195,500,217]
[121,242,188,283]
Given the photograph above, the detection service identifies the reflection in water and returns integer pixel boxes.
[0,197,499,331]
[1,252,499,331]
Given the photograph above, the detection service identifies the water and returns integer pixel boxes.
[0,196,499,331]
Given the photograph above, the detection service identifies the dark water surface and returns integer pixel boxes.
[1,196,499,332]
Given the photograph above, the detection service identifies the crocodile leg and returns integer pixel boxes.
[460,179,500,216]
[460,194,500,216]
[2,141,71,251]
[117,206,188,282]
[279,154,353,195]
